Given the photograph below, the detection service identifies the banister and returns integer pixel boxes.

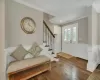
[43,21,55,38]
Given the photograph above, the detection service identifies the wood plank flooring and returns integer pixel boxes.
[57,52,73,59]
[29,56,91,80]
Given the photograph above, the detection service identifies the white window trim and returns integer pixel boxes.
[72,23,78,44]
[63,23,78,44]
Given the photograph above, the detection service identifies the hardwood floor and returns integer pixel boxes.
[57,52,73,59]
[29,57,91,80]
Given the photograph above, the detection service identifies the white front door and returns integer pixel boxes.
[62,23,78,56]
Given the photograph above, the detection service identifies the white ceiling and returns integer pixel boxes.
[14,0,100,24]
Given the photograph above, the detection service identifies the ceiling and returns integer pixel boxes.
[14,0,100,24]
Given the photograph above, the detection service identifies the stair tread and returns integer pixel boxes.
[45,45,49,47]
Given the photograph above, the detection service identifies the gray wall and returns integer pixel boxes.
[62,17,88,44]
[88,6,98,46]
[98,14,100,45]
[5,0,43,48]
[0,0,6,79]
[87,6,99,72]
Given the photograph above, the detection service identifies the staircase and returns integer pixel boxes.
[43,21,55,54]
[40,21,57,61]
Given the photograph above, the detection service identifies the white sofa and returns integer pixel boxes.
[5,45,55,66]
[5,45,51,80]
[7,55,50,74]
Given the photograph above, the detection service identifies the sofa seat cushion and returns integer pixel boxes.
[7,55,50,74]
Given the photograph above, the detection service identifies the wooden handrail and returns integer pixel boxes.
[43,21,55,38]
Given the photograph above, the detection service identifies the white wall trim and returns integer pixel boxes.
[0,0,6,79]
[62,43,88,60]
[87,62,98,72]
[87,45,99,72]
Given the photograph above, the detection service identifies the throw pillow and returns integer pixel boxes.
[11,45,28,60]
[28,42,43,57]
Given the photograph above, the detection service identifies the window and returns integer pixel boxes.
[64,23,78,43]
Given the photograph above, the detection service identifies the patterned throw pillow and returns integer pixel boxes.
[11,45,28,60]
[28,42,43,57]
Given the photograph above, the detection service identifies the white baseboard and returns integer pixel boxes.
[87,62,98,72]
